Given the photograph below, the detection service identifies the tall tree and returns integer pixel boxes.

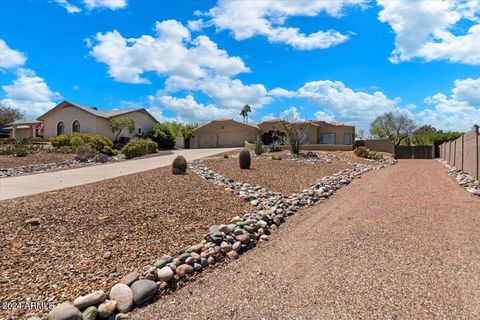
[370,112,416,145]
[0,103,23,127]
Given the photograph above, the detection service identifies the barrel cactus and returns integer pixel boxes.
[239,149,251,169]
[172,155,188,175]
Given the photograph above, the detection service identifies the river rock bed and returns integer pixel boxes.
[438,159,480,196]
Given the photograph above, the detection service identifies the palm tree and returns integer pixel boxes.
[240,109,248,123]
[241,105,252,123]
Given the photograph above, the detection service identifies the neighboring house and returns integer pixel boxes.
[191,119,355,150]
[6,101,158,141]
[4,120,42,141]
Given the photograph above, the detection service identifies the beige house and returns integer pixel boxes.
[191,119,355,150]
[7,101,158,141]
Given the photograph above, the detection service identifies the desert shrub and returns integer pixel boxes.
[254,136,263,156]
[223,154,229,159]
[150,123,176,150]
[305,151,318,158]
[268,140,282,152]
[94,153,109,163]
[47,146,73,154]
[0,144,38,156]
[172,155,188,175]
[121,138,157,159]
[52,133,113,152]
[28,137,43,144]
[75,144,97,162]
[102,145,116,156]
[354,146,382,160]
[0,137,17,145]
[239,149,251,169]
[271,155,282,161]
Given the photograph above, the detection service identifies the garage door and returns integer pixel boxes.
[218,132,247,147]
[198,134,216,148]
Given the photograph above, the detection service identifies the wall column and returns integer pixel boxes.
[32,125,36,137]
[11,126,16,139]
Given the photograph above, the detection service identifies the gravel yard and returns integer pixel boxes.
[0,153,76,169]
[203,153,352,194]
[133,160,480,319]
[0,167,253,319]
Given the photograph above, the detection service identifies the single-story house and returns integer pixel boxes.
[6,100,158,141]
[191,119,355,150]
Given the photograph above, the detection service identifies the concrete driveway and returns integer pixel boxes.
[0,148,235,201]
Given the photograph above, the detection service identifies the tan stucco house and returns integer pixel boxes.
[191,119,355,150]
[6,101,158,141]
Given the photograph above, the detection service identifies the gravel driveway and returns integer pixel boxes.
[133,160,480,319]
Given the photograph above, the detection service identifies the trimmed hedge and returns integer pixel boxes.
[52,133,113,152]
[121,138,157,159]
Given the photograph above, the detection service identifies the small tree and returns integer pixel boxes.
[240,105,252,123]
[150,123,175,149]
[110,117,135,141]
[278,112,308,154]
[370,112,416,146]
[0,103,23,127]
[181,123,198,139]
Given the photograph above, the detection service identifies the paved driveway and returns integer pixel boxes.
[0,148,234,201]
[133,160,480,319]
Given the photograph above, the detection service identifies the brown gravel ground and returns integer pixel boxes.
[0,153,76,169]
[133,160,480,320]
[0,167,253,319]
[203,153,352,194]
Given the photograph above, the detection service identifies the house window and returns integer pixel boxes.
[57,121,65,136]
[72,120,80,133]
[319,133,336,145]
[343,133,352,145]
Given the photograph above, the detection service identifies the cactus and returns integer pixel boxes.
[172,155,188,174]
[254,136,263,156]
[239,149,251,169]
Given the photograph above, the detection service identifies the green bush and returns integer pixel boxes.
[271,155,282,161]
[47,146,74,154]
[172,155,188,175]
[149,123,175,150]
[254,136,263,156]
[102,145,116,156]
[268,140,282,152]
[0,137,17,145]
[52,133,113,152]
[239,149,251,169]
[75,145,98,162]
[28,137,43,144]
[223,154,229,159]
[121,138,157,159]
[0,144,38,156]
[354,147,382,160]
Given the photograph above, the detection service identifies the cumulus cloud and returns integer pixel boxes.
[54,0,81,13]
[1,68,62,119]
[418,77,480,131]
[89,20,272,121]
[377,0,480,65]
[0,39,26,69]
[298,80,401,127]
[202,0,365,50]
[268,87,297,98]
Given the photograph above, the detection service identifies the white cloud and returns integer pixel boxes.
[279,107,304,121]
[90,20,272,121]
[203,0,365,50]
[268,87,297,98]
[314,110,336,122]
[1,69,61,119]
[418,77,480,131]
[0,39,27,69]
[83,0,127,10]
[53,0,127,13]
[149,94,240,123]
[54,0,81,13]
[298,80,401,127]
[377,0,480,65]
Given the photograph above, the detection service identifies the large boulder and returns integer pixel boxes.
[109,283,133,313]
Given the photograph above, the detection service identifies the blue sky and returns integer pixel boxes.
[0,0,479,131]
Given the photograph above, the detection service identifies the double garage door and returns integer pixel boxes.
[198,132,251,148]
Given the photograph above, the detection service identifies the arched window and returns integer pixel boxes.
[57,121,65,136]
[72,120,81,133]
